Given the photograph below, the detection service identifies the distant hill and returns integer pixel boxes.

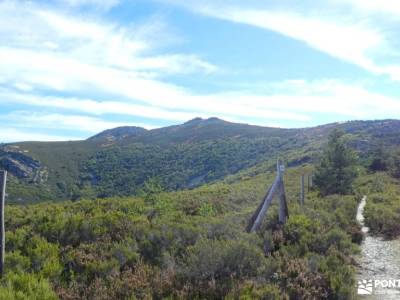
[1,118,400,203]
[89,126,148,142]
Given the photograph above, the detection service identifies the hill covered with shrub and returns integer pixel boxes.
[2,118,400,298]
[1,164,362,299]
[1,118,400,203]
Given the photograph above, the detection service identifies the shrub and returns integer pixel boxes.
[226,282,285,300]
[179,238,276,298]
[0,272,58,300]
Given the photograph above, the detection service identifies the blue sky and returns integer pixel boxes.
[1,0,400,141]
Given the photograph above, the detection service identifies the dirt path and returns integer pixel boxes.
[356,196,400,299]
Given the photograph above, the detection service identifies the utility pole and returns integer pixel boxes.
[0,170,7,277]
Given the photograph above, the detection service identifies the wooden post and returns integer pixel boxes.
[0,170,7,277]
[247,160,288,232]
[248,175,280,232]
[277,161,287,224]
[300,174,305,205]
[278,176,288,224]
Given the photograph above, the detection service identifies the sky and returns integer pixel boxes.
[1,0,400,142]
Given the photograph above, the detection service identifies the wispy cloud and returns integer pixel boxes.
[60,0,120,10]
[0,91,202,122]
[223,10,383,73]
[0,2,215,76]
[1,0,400,143]
[0,1,309,125]
[160,0,400,81]
[0,128,79,143]
[332,0,400,18]
[4,77,400,126]
[0,112,157,133]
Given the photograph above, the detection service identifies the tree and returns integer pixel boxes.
[314,129,358,196]
[389,151,400,178]
[140,177,164,205]
[369,143,389,172]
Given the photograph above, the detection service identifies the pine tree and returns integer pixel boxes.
[314,129,358,196]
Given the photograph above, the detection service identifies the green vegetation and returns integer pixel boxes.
[388,151,400,179]
[366,144,400,178]
[0,272,57,300]
[314,129,358,196]
[2,118,400,298]
[3,165,362,299]
[1,118,309,202]
[368,144,390,172]
[354,141,400,239]
[83,137,290,198]
[3,118,400,203]
[357,173,400,239]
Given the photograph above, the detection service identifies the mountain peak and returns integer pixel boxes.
[184,117,226,126]
[88,126,147,142]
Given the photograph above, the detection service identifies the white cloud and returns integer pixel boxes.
[0,112,158,133]
[224,10,382,73]
[0,88,310,123]
[60,0,120,10]
[0,91,199,122]
[260,79,400,118]
[2,0,384,128]
[1,0,400,142]
[332,0,400,18]
[160,0,400,81]
[0,1,216,76]
[132,54,218,74]
[13,83,33,92]
[0,128,79,143]
[4,77,400,125]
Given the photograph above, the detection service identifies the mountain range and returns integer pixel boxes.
[1,117,400,203]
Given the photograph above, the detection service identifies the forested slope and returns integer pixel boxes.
[1,118,400,203]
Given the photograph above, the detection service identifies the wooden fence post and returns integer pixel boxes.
[278,177,288,224]
[247,160,288,232]
[0,170,7,277]
[277,161,287,224]
[248,176,280,232]
[300,174,305,205]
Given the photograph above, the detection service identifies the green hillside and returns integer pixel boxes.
[2,119,400,299]
[2,164,363,299]
[1,118,400,203]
